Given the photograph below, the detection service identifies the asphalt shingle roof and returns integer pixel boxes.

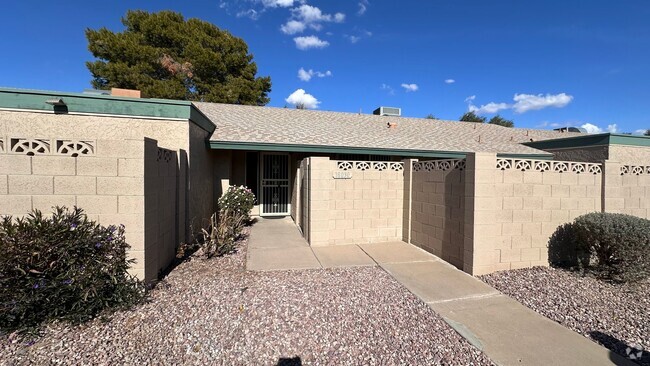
[195,103,581,156]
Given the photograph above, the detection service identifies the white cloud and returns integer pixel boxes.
[285,89,320,109]
[282,5,345,35]
[444,79,455,84]
[294,36,329,50]
[581,123,603,134]
[236,9,261,20]
[358,0,369,15]
[466,92,574,115]
[381,83,395,95]
[344,30,372,44]
[579,123,618,134]
[634,129,649,135]
[345,35,361,43]
[297,67,332,81]
[512,93,573,113]
[261,0,300,8]
[469,102,509,114]
[281,20,306,34]
[292,5,345,26]
[401,83,418,92]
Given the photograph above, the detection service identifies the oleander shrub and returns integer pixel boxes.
[550,212,650,283]
[218,185,255,222]
[0,207,146,333]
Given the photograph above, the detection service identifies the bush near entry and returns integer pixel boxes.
[549,212,650,283]
[0,207,146,333]
[183,185,256,259]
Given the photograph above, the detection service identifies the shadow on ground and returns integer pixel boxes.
[589,331,648,366]
[277,356,302,365]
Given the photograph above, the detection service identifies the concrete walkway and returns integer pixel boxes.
[246,218,633,366]
[246,217,375,271]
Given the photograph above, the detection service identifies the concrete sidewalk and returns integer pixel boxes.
[245,217,375,271]
[246,219,633,366]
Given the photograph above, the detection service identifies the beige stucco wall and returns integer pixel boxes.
[410,159,466,269]
[0,110,214,281]
[306,157,404,246]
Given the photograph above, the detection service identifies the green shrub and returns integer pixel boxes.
[572,212,650,282]
[0,207,146,333]
[218,185,255,221]
[548,222,589,268]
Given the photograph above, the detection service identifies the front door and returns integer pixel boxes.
[260,153,290,216]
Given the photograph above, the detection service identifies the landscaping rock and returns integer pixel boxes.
[2,230,493,365]
[481,266,649,366]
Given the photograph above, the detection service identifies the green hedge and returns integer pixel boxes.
[550,212,650,283]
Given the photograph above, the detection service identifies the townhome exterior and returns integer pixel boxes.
[1,87,648,280]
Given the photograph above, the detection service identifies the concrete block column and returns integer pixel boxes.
[402,159,417,243]
[307,157,334,246]
[601,160,623,213]
[463,152,499,275]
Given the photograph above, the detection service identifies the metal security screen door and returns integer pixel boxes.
[260,153,290,216]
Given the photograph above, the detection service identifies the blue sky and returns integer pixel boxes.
[1,1,649,134]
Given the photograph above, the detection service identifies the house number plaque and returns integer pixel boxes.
[333,171,352,179]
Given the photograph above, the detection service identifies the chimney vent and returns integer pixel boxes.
[387,122,398,129]
[111,88,141,98]
[373,106,401,117]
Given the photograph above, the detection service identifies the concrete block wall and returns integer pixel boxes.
[144,141,179,281]
[466,154,603,275]
[0,136,149,278]
[299,158,310,241]
[409,159,466,269]
[0,110,214,281]
[304,157,404,246]
[604,160,650,219]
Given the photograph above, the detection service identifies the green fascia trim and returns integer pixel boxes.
[609,133,650,147]
[524,133,611,150]
[525,132,650,150]
[209,141,467,158]
[189,105,216,133]
[497,153,553,160]
[0,87,191,120]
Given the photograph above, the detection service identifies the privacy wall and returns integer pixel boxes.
[403,154,646,275]
[0,111,214,281]
[409,159,466,269]
[302,157,404,246]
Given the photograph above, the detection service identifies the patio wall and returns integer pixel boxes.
[467,156,603,275]
[303,157,404,246]
[0,110,213,281]
[604,161,650,219]
[409,159,466,269]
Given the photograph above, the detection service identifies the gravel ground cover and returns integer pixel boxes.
[2,231,493,366]
[481,266,649,365]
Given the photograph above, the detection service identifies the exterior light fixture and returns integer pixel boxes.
[45,98,66,106]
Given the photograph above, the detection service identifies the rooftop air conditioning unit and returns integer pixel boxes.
[373,106,401,117]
